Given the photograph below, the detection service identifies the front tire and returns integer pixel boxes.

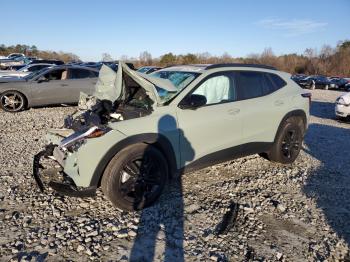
[0,91,26,112]
[267,117,304,164]
[101,143,168,211]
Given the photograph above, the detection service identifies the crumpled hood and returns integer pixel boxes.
[93,62,177,107]
[339,92,350,105]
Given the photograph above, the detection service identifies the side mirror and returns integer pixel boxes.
[179,94,207,109]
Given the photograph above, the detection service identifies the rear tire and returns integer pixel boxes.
[101,143,168,211]
[267,117,304,164]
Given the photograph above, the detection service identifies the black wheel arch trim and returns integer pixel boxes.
[274,109,307,142]
[89,133,177,187]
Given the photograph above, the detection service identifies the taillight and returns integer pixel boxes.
[301,93,312,108]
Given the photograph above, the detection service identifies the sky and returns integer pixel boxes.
[2,0,349,61]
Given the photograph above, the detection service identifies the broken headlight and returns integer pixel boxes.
[59,126,111,150]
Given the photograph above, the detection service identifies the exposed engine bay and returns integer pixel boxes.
[64,65,155,131]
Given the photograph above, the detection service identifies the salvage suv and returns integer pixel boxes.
[33,62,310,211]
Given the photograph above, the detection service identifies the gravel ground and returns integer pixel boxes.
[0,90,349,261]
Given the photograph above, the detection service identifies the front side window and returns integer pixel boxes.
[28,65,42,72]
[193,74,235,105]
[44,69,66,80]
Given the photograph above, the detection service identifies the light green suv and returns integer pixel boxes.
[33,62,310,211]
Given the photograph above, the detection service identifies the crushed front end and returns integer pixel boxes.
[32,62,160,198]
[32,126,110,197]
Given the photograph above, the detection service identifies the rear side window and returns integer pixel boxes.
[69,69,96,79]
[236,71,286,100]
[28,66,39,72]
[236,71,267,100]
[267,73,286,91]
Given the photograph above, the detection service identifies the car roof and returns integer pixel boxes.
[160,63,277,73]
[48,65,99,72]
[26,63,55,67]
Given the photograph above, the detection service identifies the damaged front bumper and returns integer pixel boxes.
[33,143,97,198]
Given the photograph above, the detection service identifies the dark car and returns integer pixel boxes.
[329,77,349,90]
[298,75,331,90]
[291,74,307,85]
[29,59,64,65]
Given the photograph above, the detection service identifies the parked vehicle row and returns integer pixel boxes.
[292,74,350,91]
[0,63,54,79]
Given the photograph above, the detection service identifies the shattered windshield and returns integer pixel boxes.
[149,70,199,101]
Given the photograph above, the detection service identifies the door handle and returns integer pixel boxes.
[228,108,240,115]
[274,100,284,106]
[61,84,68,87]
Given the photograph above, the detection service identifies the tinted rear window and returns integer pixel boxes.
[236,71,266,100]
[266,73,286,91]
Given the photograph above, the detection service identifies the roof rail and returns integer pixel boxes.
[205,63,277,70]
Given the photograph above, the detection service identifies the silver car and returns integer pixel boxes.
[0,65,99,112]
[0,63,53,78]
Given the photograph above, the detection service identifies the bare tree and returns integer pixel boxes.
[139,51,152,66]
[102,53,113,62]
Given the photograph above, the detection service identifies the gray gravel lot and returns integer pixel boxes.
[0,90,349,261]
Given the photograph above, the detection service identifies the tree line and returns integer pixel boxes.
[132,40,350,77]
[0,44,80,62]
[1,40,349,76]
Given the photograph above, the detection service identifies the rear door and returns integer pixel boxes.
[62,68,98,103]
[176,72,243,168]
[234,71,287,144]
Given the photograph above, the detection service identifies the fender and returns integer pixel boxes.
[89,133,178,187]
[274,109,307,142]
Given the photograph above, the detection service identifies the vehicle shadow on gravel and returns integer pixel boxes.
[303,123,350,246]
[129,115,194,261]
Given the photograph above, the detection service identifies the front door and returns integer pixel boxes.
[176,72,243,168]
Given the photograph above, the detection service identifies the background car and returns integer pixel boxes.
[329,77,349,90]
[0,63,53,78]
[335,92,350,120]
[298,75,331,89]
[0,65,99,112]
[291,74,308,86]
[0,56,30,69]
[0,53,25,61]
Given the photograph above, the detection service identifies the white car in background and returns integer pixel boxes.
[335,92,350,120]
[0,63,53,78]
